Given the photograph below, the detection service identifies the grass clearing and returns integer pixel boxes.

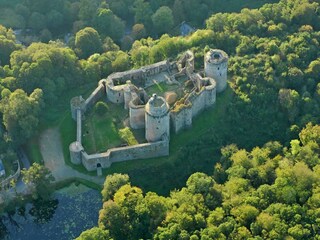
[24,136,43,164]
[82,103,128,154]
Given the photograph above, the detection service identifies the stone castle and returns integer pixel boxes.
[69,49,228,171]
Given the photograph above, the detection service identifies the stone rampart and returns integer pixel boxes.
[83,81,106,112]
[171,106,193,133]
[70,96,85,120]
[76,109,82,143]
[81,138,169,171]
[106,79,125,104]
[107,60,171,87]
[129,103,146,129]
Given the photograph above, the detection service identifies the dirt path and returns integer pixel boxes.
[39,128,104,186]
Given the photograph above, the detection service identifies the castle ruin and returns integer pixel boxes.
[69,49,228,171]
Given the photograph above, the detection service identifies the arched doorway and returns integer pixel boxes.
[97,163,102,176]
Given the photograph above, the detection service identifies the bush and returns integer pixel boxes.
[119,127,138,146]
[94,101,109,116]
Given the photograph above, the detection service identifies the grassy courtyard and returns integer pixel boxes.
[82,103,128,154]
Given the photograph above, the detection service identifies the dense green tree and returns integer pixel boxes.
[133,0,153,30]
[0,25,21,66]
[0,88,43,144]
[75,27,103,59]
[76,227,111,240]
[101,173,130,201]
[151,6,174,36]
[93,8,125,41]
[21,163,54,199]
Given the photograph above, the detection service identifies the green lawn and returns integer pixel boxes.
[24,136,43,164]
[82,103,128,154]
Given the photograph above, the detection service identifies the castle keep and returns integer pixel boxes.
[69,49,228,171]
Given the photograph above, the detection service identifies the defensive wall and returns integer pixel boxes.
[69,49,228,171]
[81,135,169,171]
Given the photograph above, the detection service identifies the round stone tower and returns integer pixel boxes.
[204,49,228,93]
[69,141,83,165]
[145,94,170,142]
[70,96,85,121]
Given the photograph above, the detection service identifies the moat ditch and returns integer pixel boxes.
[0,184,101,240]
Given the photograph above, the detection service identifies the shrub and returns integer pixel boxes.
[119,127,138,146]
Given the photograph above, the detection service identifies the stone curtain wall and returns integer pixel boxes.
[171,107,193,133]
[81,138,169,171]
[170,83,216,133]
[83,80,106,111]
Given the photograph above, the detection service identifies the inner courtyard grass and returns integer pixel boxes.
[82,103,129,154]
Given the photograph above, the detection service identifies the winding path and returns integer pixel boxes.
[39,128,104,186]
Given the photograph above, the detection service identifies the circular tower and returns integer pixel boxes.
[69,141,83,165]
[70,96,85,121]
[145,94,170,142]
[204,49,228,93]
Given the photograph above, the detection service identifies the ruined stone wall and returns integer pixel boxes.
[170,79,216,133]
[70,96,85,120]
[106,79,125,104]
[83,81,106,112]
[129,104,145,129]
[189,90,206,117]
[204,49,228,93]
[81,151,111,171]
[80,139,169,171]
[203,78,217,107]
[170,107,192,133]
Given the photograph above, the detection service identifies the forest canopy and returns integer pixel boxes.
[77,124,320,239]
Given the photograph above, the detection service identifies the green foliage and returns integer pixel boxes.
[84,124,320,239]
[0,25,21,66]
[119,127,138,146]
[75,27,103,59]
[101,173,130,201]
[152,6,174,36]
[21,163,55,199]
[76,227,111,240]
[93,8,125,42]
[94,101,109,116]
[0,88,43,145]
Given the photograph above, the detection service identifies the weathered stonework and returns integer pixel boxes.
[69,49,228,171]
[205,49,228,93]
